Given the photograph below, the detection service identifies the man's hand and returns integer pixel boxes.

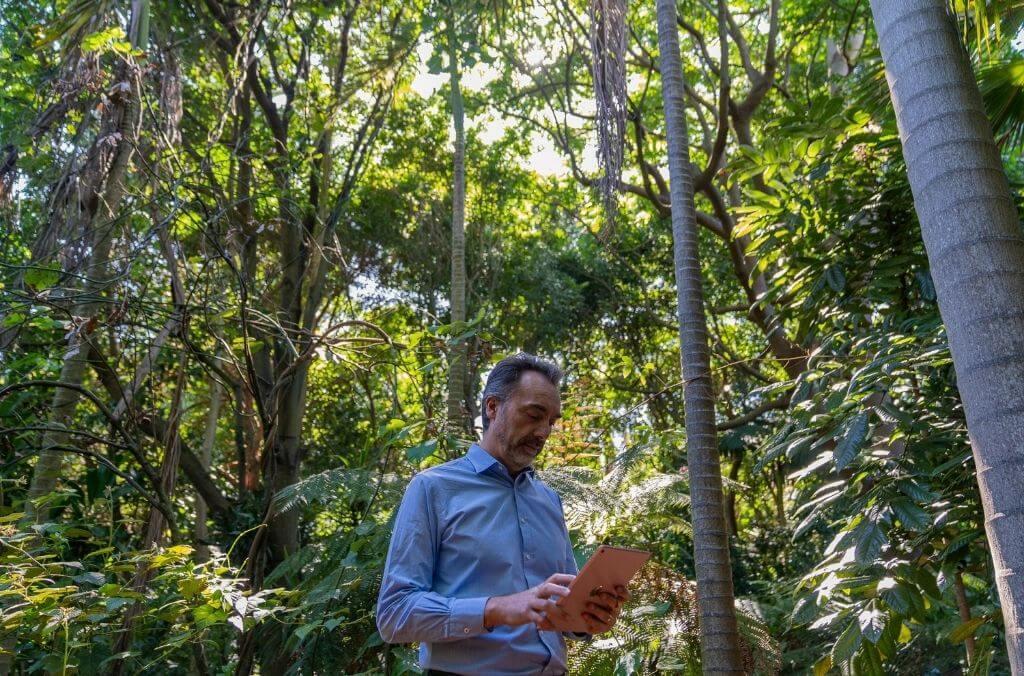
[580,584,631,634]
[484,574,575,629]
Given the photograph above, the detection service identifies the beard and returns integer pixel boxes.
[498,431,544,473]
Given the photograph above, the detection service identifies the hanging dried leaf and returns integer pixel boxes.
[160,48,183,148]
[589,0,627,242]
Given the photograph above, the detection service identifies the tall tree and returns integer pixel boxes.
[22,0,150,526]
[870,0,1024,669]
[445,1,469,435]
[655,0,743,671]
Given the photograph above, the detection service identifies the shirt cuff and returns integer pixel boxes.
[448,596,488,638]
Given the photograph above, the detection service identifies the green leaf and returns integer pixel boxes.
[855,642,884,675]
[833,412,870,471]
[24,266,60,289]
[947,616,985,644]
[890,498,930,531]
[406,439,438,462]
[81,26,128,53]
[808,161,831,181]
[825,266,846,292]
[426,52,444,74]
[967,635,994,676]
[193,603,224,628]
[831,619,862,665]
[294,621,321,642]
[878,578,917,615]
[858,604,886,643]
[72,571,105,586]
[942,529,984,562]
[854,519,886,564]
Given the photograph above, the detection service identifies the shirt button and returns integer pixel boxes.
[520,518,527,524]
[463,627,470,634]
[525,553,533,560]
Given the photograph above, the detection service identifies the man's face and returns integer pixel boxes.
[485,370,562,474]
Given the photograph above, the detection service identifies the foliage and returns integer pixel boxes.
[0,521,282,673]
[2,0,1023,672]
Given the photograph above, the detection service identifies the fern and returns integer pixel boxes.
[543,442,780,673]
[271,467,404,514]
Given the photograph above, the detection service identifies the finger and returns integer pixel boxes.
[536,582,572,600]
[547,573,576,587]
[587,599,615,615]
[536,617,555,631]
[615,584,631,602]
[527,610,546,625]
[584,604,613,624]
[582,611,614,634]
[534,598,560,614]
[594,590,621,607]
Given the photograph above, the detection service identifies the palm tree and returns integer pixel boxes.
[655,0,743,671]
[445,0,469,435]
[869,0,1024,669]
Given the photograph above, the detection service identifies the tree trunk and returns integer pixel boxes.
[22,0,149,527]
[655,0,744,671]
[445,7,469,435]
[869,0,1024,668]
[954,571,977,665]
[111,351,186,676]
[196,372,223,562]
[266,371,308,563]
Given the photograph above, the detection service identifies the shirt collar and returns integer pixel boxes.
[466,443,535,477]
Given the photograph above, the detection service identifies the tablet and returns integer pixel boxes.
[548,545,651,633]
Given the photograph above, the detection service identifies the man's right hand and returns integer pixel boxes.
[484,573,575,629]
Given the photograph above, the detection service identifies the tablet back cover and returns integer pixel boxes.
[550,545,650,634]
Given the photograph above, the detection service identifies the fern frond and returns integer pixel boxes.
[271,467,404,514]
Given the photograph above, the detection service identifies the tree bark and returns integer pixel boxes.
[22,0,149,527]
[445,6,469,435]
[111,351,186,676]
[954,571,977,665]
[655,0,744,671]
[196,372,223,562]
[869,0,1024,668]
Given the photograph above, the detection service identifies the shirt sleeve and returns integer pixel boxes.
[375,475,490,644]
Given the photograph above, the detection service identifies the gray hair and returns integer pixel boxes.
[480,353,563,431]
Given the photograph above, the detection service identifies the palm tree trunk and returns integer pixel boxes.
[446,6,469,435]
[655,0,743,671]
[869,0,1024,668]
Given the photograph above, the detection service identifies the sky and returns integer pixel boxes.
[408,42,599,178]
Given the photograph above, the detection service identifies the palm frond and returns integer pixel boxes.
[979,57,1024,151]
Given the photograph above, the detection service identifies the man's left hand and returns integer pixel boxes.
[581,584,630,634]
[535,584,631,634]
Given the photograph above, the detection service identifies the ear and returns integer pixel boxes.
[485,396,500,424]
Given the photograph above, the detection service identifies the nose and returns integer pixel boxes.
[537,421,553,441]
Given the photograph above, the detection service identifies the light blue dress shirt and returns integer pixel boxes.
[376,443,580,675]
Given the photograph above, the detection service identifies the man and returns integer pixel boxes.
[376,353,629,675]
